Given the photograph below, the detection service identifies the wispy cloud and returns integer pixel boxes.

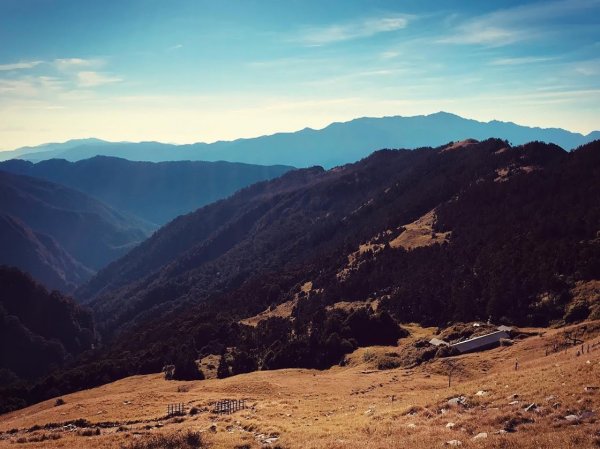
[490,56,557,66]
[0,76,64,97]
[54,58,104,70]
[76,71,121,87]
[168,44,184,51]
[0,60,43,71]
[438,0,600,46]
[298,16,410,45]
[572,58,600,76]
[379,51,401,60]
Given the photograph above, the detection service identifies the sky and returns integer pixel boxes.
[0,0,599,150]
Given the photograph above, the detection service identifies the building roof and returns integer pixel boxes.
[450,330,510,354]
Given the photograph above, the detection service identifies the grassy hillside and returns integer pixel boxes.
[0,321,598,448]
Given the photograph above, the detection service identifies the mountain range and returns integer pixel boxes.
[78,138,599,368]
[2,112,599,168]
[2,136,599,413]
[0,171,151,291]
[0,157,293,226]
[0,214,93,292]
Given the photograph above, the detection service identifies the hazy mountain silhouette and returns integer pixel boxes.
[0,215,93,292]
[3,113,598,167]
[0,138,108,161]
[0,157,293,226]
[0,171,151,289]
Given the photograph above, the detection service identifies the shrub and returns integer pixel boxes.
[119,431,203,449]
[77,428,99,437]
[217,354,230,379]
[564,301,590,323]
[362,351,376,362]
[55,398,65,406]
[377,357,401,370]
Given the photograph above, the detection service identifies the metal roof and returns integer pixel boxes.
[450,330,510,354]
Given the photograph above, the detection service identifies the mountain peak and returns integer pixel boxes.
[2,113,598,167]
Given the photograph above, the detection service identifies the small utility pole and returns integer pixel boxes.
[447,361,457,387]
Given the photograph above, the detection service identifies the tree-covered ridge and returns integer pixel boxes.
[0,267,96,393]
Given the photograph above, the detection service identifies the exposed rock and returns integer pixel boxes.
[472,432,488,440]
[564,415,579,422]
[524,403,537,412]
[448,396,466,407]
[475,390,488,397]
[446,440,462,446]
[446,422,456,429]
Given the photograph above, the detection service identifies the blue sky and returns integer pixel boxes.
[0,0,599,149]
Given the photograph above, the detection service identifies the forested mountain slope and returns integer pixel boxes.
[0,266,96,412]
[85,139,599,342]
[0,171,150,289]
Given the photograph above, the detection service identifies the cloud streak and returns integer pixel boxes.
[298,16,410,45]
[54,58,104,71]
[438,0,600,46]
[76,71,121,87]
[489,56,557,66]
[0,61,43,71]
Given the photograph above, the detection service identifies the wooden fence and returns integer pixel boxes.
[213,399,245,414]
[167,403,185,416]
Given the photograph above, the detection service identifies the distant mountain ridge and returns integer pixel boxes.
[0,157,293,226]
[2,112,598,167]
[0,214,93,292]
[0,171,151,291]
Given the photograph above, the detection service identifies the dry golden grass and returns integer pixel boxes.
[2,321,600,449]
[495,165,541,182]
[389,209,450,250]
[239,300,296,327]
[441,139,479,152]
[338,210,449,283]
[240,282,314,327]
